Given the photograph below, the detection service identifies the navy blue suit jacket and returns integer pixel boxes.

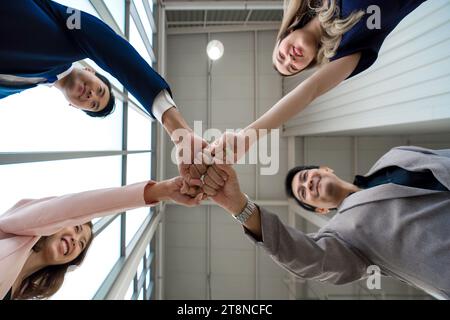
[0,0,171,118]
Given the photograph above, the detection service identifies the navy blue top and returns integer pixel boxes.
[330,0,428,79]
[0,0,171,118]
[353,166,449,192]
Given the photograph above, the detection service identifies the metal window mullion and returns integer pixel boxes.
[145,280,153,300]
[130,1,156,63]
[89,0,125,37]
[132,273,139,300]
[136,266,147,296]
[121,0,131,258]
[146,252,154,270]
[0,150,151,165]
[93,213,121,236]
[105,211,162,299]
[143,0,157,33]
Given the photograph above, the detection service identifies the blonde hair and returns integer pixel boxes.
[276,0,365,73]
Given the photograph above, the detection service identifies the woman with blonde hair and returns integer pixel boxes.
[0,177,205,300]
[209,0,428,164]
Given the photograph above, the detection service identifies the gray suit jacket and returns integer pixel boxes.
[246,146,450,299]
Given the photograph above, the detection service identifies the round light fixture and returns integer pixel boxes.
[206,40,224,61]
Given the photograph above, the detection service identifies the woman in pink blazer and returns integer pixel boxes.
[0,177,204,300]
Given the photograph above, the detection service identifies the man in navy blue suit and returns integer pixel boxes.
[0,0,212,195]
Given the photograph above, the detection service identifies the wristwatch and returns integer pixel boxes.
[233,194,258,225]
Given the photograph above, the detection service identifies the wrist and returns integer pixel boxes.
[144,181,170,204]
[162,107,191,135]
[230,192,248,216]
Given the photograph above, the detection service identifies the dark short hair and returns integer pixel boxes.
[285,165,320,212]
[83,72,116,118]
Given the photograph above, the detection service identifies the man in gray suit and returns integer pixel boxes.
[206,146,450,299]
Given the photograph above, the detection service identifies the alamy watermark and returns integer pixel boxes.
[66,8,81,30]
[366,265,381,290]
[170,121,280,176]
[366,5,381,30]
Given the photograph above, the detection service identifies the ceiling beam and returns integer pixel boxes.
[167,23,279,34]
[162,1,283,11]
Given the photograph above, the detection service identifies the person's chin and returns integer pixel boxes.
[322,180,335,198]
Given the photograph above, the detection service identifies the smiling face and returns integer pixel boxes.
[273,28,319,76]
[61,68,110,113]
[41,224,92,266]
[291,167,346,214]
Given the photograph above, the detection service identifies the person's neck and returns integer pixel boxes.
[337,181,362,205]
[12,251,47,295]
[303,14,323,44]
[54,70,73,91]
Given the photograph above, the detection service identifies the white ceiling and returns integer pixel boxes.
[162,0,283,29]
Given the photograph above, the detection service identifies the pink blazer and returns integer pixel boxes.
[0,181,156,299]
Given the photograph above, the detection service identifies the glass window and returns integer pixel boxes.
[146,244,151,261]
[146,0,154,13]
[125,152,151,246]
[138,258,144,279]
[53,0,99,18]
[0,156,122,214]
[146,272,151,294]
[107,0,126,32]
[129,19,151,65]
[0,87,123,152]
[127,106,152,151]
[50,216,121,299]
[125,280,134,300]
[133,0,154,46]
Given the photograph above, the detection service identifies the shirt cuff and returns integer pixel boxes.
[153,89,176,123]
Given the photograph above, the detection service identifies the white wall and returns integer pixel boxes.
[164,30,290,299]
[283,0,450,136]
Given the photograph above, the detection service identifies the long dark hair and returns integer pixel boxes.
[14,221,94,300]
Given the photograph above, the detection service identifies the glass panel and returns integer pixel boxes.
[53,0,99,18]
[0,87,123,152]
[127,106,152,151]
[146,0,154,13]
[50,216,121,299]
[106,0,126,32]
[0,156,122,214]
[146,271,151,298]
[125,280,134,300]
[138,288,144,300]
[138,258,144,279]
[127,152,151,184]
[146,244,151,261]
[125,153,151,246]
[129,19,151,65]
[133,0,154,46]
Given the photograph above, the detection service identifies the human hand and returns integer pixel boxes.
[172,130,209,190]
[201,163,228,197]
[207,131,253,165]
[161,177,205,207]
[209,164,247,215]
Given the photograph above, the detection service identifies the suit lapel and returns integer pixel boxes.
[338,183,442,213]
